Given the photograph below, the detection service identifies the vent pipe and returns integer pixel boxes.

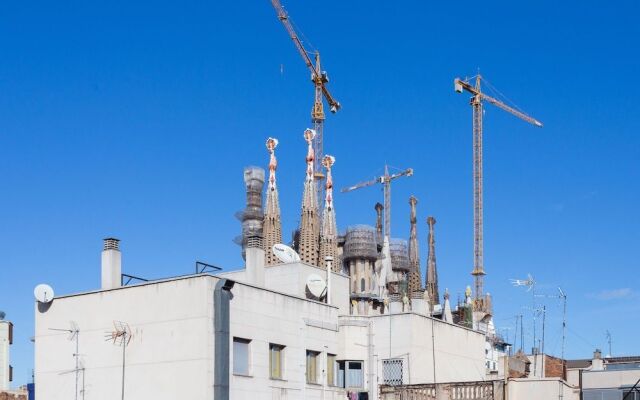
[101,238,121,290]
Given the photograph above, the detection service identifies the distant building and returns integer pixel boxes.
[567,350,640,400]
[0,314,13,391]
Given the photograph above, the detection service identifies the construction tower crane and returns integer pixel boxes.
[271,0,341,200]
[454,75,543,312]
[342,165,413,241]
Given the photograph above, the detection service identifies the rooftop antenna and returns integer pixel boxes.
[535,287,568,361]
[105,321,132,400]
[606,330,612,357]
[50,321,80,400]
[511,274,538,359]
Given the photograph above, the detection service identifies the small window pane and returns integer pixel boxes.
[327,354,336,386]
[270,344,284,379]
[307,351,319,383]
[346,361,363,388]
[233,338,250,375]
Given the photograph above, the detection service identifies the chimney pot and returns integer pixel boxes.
[103,238,120,251]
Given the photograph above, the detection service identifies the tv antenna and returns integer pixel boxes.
[50,321,80,400]
[606,330,612,357]
[536,287,568,360]
[512,274,538,360]
[105,321,132,400]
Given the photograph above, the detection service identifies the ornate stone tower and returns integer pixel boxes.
[374,202,384,246]
[263,137,282,266]
[298,128,320,266]
[319,155,339,271]
[425,216,440,306]
[408,196,422,293]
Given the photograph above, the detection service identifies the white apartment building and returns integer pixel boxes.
[34,238,487,400]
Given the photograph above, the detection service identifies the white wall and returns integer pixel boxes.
[508,378,580,400]
[35,276,215,400]
[229,281,345,400]
[582,369,640,390]
[35,274,347,400]
[0,321,10,390]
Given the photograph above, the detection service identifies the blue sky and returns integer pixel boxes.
[1,0,639,387]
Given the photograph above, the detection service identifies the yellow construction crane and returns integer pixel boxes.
[341,165,413,241]
[270,0,340,197]
[454,75,542,312]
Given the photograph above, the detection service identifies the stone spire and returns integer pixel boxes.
[425,216,440,306]
[408,196,422,293]
[375,202,384,246]
[263,137,283,266]
[319,155,339,271]
[298,128,320,266]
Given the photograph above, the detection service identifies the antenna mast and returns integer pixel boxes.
[106,321,132,400]
[49,322,80,400]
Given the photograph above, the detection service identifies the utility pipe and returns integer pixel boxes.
[214,278,235,400]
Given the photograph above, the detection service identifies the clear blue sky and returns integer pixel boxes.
[1,0,638,387]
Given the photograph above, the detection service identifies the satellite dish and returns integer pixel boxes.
[0,311,5,320]
[306,274,327,299]
[34,284,55,303]
[272,244,301,263]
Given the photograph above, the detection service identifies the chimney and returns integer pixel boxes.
[101,238,121,290]
[592,349,604,370]
[245,236,265,286]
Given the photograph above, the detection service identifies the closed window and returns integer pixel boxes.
[270,344,285,379]
[327,354,336,386]
[233,337,251,375]
[338,360,364,388]
[306,350,320,383]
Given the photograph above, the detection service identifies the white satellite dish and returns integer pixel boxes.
[34,284,55,303]
[306,274,327,299]
[272,243,301,263]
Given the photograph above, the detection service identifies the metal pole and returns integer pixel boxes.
[121,333,126,400]
[561,294,567,361]
[541,306,546,377]
[75,332,79,400]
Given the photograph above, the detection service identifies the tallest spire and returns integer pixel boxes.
[263,137,283,266]
[319,155,338,271]
[298,128,320,266]
[408,196,422,293]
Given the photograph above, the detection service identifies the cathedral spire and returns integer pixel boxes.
[263,137,283,266]
[298,128,320,266]
[425,216,440,306]
[408,196,422,292]
[320,155,339,271]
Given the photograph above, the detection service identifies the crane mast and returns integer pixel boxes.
[455,75,542,312]
[270,0,340,202]
[341,165,413,240]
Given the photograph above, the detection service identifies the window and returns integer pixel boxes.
[306,350,320,384]
[233,337,251,375]
[327,354,336,386]
[270,344,285,379]
[382,359,403,386]
[338,360,364,388]
[361,278,365,292]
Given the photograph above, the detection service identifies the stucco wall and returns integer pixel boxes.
[229,281,345,400]
[35,276,215,400]
[508,378,580,400]
[582,369,640,389]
